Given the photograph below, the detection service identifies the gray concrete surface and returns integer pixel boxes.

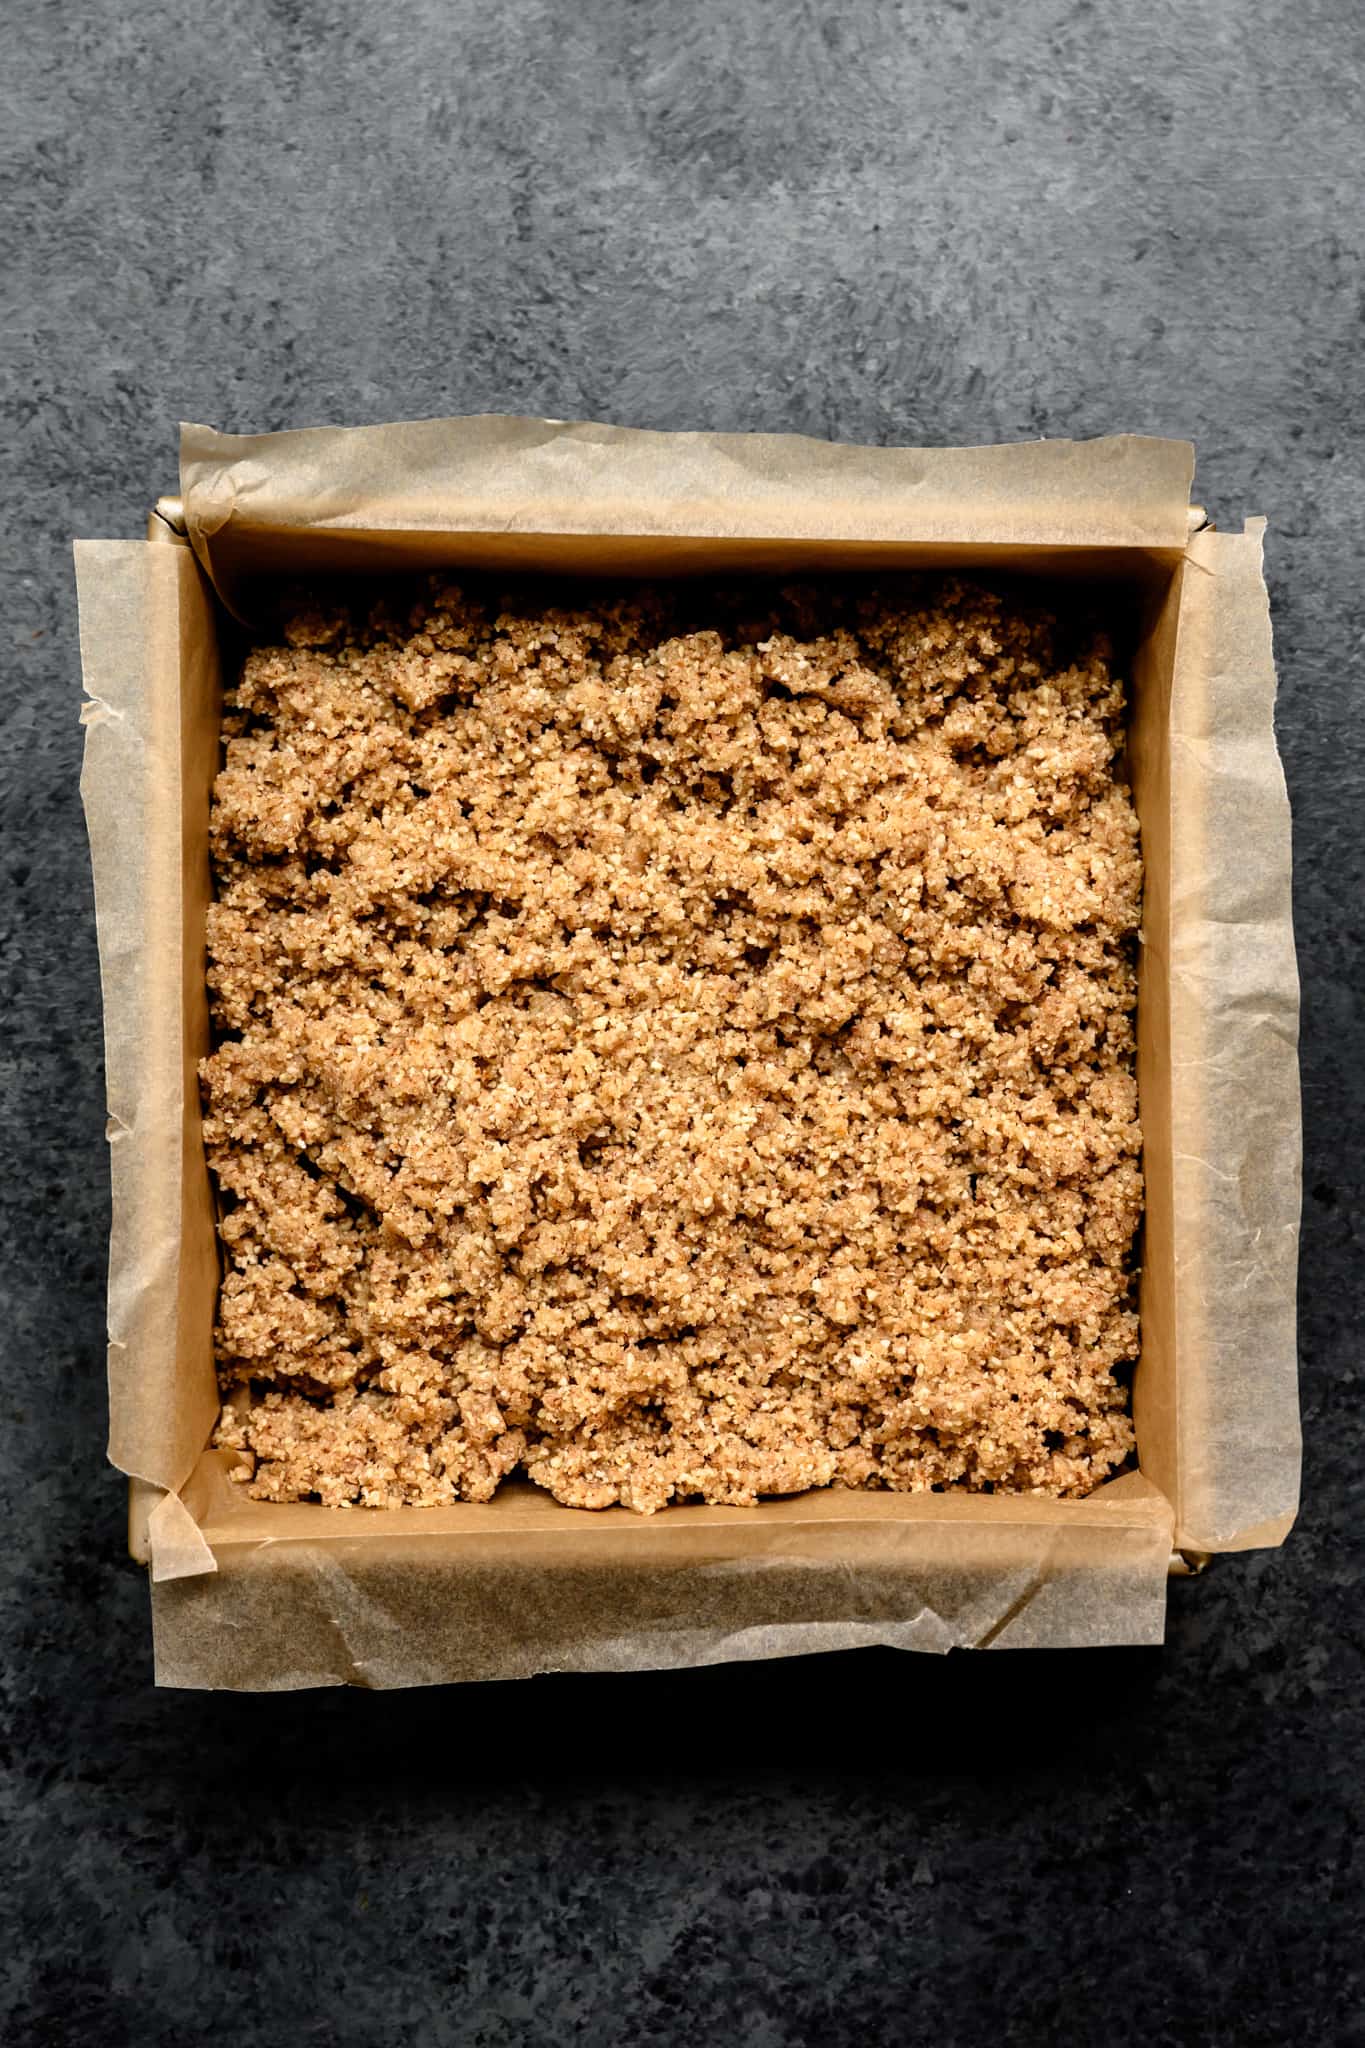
[3,1,1363,2042]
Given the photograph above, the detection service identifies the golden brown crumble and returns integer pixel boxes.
[203,573,1142,1513]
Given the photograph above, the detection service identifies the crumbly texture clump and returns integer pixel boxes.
[203,574,1142,1513]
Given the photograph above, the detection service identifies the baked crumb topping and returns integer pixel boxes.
[203,574,1142,1512]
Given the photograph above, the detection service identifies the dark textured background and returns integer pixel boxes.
[4,1,1363,2042]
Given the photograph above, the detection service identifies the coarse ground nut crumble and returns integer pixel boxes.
[203,574,1143,1514]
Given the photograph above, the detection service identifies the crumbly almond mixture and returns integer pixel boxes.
[203,574,1142,1513]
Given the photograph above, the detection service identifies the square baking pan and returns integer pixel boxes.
[74,420,1301,1687]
